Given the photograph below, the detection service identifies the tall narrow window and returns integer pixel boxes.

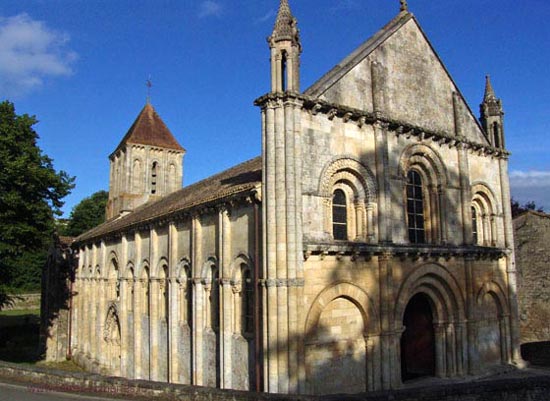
[151,162,158,194]
[281,51,287,91]
[242,268,254,336]
[332,189,348,240]
[493,122,500,148]
[406,170,425,244]
[210,266,220,331]
[472,206,479,245]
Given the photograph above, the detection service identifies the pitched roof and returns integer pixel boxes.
[305,11,413,98]
[111,103,184,156]
[76,156,262,243]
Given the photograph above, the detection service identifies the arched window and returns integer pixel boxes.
[472,188,497,247]
[281,50,287,91]
[472,206,479,245]
[209,265,220,332]
[151,162,158,194]
[159,265,168,321]
[242,267,254,336]
[332,189,348,241]
[132,159,143,193]
[406,170,425,244]
[143,267,150,316]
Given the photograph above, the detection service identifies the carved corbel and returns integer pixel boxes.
[342,112,353,123]
[311,103,322,116]
[357,116,367,128]
[327,108,338,121]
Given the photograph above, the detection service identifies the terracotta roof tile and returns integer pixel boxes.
[112,103,184,155]
[76,156,262,243]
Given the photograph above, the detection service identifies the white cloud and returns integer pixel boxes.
[198,1,223,18]
[255,9,276,24]
[0,13,77,98]
[510,170,550,210]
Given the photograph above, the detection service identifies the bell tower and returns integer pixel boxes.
[268,0,302,93]
[480,75,505,149]
[106,103,185,219]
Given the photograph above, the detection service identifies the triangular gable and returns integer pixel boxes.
[305,12,489,145]
[111,103,185,156]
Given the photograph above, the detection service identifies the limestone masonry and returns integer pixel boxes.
[45,0,524,396]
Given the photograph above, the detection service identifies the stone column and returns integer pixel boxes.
[191,215,204,385]
[434,322,446,378]
[464,255,477,374]
[219,207,232,389]
[457,144,472,245]
[366,203,375,242]
[498,157,523,366]
[378,252,393,389]
[438,185,448,244]
[149,278,161,381]
[374,121,391,243]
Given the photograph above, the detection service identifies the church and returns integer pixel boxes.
[66,0,523,395]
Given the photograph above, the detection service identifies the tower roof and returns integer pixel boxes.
[112,103,184,156]
[269,0,300,46]
[483,75,497,102]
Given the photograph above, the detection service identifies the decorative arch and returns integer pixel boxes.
[318,156,377,202]
[476,281,509,316]
[304,282,379,395]
[176,257,191,279]
[201,256,218,280]
[394,263,465,325]
[103,302,121,375]
[475,281,511,366]
[398,144,448,186]
[153,256,170,278]
[229,253,253,282]
[399,144,448,244]
[319,157,378,242]
[305,282,379,337]
[395,263,467,379]
[471,182,499,246]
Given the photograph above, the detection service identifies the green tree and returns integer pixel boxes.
[62,190,108,237]
[0,101,74,305]
[511,198,544,218]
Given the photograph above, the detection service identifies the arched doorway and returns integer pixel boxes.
[305,297,366,395]
[401,293,435,381]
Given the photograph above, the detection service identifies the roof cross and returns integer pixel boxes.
[400,0,408,12]
[146,75,152,104]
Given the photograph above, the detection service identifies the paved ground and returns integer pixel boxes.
[0,382,134,401]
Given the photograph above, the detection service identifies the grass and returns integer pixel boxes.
[0,309,41,363]
[0,308,40,317]
[36,360,84,372]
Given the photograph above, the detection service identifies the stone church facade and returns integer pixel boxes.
[67,1,523,395]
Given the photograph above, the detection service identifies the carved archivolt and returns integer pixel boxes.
[393,262,465,325]
[318,157,377,202]
[398,144,447,186]
[103,302,121,345]
[304,282,379,339]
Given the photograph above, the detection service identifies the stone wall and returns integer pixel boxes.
[514,211,550,343]
[1,361,550,401]
[4,293,41,311]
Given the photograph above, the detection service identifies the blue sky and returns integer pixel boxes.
[1,0,549,216]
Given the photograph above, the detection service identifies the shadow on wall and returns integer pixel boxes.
[275,143,515,395]
[38,234,75,362]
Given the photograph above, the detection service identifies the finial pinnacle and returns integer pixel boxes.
[269,0,300,48]
[400,0,408,12]
[484,74,496,102]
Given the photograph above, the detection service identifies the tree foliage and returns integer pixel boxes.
[511,198,544,218]
[62,190,108,237]
[0,101,74,301]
